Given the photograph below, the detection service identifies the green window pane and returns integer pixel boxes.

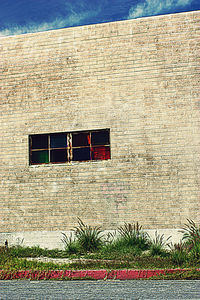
[31,150,49,164]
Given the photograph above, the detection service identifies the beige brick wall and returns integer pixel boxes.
[0,11,199,244]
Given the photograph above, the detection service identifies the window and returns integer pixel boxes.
[29,129,111,165]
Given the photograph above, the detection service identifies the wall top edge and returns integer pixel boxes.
[0,10,199,40]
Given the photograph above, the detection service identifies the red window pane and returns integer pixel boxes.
[92,146,110,160]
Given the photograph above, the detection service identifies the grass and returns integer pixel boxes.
[0,251,173,271]
[73,218,103,252]
[8,245,65,258]
[0,219,200,279]
[1,244,200,272]
[149,231,171,257]
[150,269,200,280]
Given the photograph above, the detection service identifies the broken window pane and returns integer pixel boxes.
[91,130,110,146]
[72,147,90,161]
[31,150,49,164]
[92,146,111,160]
[50,149,67,163]
[50,133,67,148]
[31,135,48,149]
[72,132,90,147]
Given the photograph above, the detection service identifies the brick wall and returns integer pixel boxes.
[0,11,199,243]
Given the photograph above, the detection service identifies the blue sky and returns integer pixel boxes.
[0,0,199,36]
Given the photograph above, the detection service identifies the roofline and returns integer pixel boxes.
[0,9,199,39]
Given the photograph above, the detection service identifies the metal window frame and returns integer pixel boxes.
[29,129,110,165]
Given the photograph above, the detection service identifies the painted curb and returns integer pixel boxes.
[0,269,193,280]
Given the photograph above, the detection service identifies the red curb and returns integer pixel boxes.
[0,269,193,280]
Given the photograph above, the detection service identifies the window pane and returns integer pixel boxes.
[72,132,90,147]
[31,150,49,164]
[50,149,67,163]
[50,133,67,148]
[72,147,90,161]
[91,130,110,146]
[91,146,111,160]
[31,135,48,149]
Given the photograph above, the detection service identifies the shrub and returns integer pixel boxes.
[180,219,200,260]
[149,231,171,257]
[61,233,80,255]
[170,249,188,265]
[169,241,188,265]
[117,222,150,251]
[73,218,103,252]
[101,238,143,258]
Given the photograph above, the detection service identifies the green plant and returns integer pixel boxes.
[102,239,143,258]
[180,219,200,260]
[170,249,187,265]
[149,231,171,257]
[73,218,103,252]
[8,245,64,258]
[61,233,79,255]
[151,269,200,280]
[168,241,188,265]
[117,222,150,250]
[104,231,116,245]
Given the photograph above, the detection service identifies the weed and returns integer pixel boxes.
[73,218,103,252]
[180,219,200,260]
[101,240,142,259]
[61,233,79,255]
[117,222,150,250]
[151,269,200,280]
[170,249,188,265]
[168,241,188,265]
[104,231,116,244]
[149,231,171,257]
[8,245,64,258]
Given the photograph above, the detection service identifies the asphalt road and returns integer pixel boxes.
[0,280,200,299]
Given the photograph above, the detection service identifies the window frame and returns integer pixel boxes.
[29,129,111,165]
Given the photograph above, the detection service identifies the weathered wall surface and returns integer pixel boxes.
[0,11,199,246]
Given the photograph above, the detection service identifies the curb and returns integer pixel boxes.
[0,269,192,280]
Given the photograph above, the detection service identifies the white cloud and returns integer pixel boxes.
[0,2,101,36]
[128,0,193,19]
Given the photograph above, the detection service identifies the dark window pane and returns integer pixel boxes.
[72,147,90,161]
[72,133,90,147]
[31,135,48,149]
[31,150,49,164]
[91,130,110,146]
[91,146,111,160]
[50,134,67,148]
[50,149,67,163]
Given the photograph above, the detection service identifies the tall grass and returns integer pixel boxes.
[117,222,150,250]
[149,231,171,257]
[180,219,200,260]
[168,242,188,265]
[1,218,200,271]
[73,218,103,252]
[61,233,79,255]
